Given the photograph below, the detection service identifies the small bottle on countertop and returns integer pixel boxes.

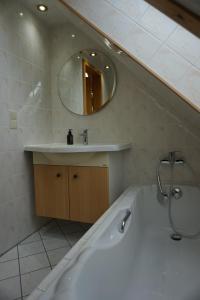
[67,129,73,145]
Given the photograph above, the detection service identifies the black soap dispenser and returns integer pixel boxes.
[67,129,73,145]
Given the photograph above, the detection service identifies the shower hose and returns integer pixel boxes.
[168,164,200,239]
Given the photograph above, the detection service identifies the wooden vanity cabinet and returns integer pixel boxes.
[34,165,70,220]
[69,166,109,223]
[34,165,109,223]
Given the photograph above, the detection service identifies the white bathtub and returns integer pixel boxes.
[29,185,200,300]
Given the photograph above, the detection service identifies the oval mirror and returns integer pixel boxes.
[58,49,116,115]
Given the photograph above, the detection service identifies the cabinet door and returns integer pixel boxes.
[69,166,109,223]
[34,165,69,219]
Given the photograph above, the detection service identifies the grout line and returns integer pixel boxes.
[17,245,23,300]
[0,220,86,298]
[1,245,70,264]
[0,220,52,259]
[38,231,53,270]
[0,257,18,264]
[96,0,200,74]
[55,220,72,246]
[0,274,20,283]
[18,250,46,260]
[20,238,42,246]
[46,245,71,254]
[20,266,51,277]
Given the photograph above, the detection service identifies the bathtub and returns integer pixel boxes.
[29,185,200,300]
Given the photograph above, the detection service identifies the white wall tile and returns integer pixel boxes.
[123,24,161,62]
[167,26,200,68]
[138,6,177,41]
[51,22,200,190]
[106,0,149,20]
[149,45,190,83]
[0,1,52,256]
[176,66,200,108]
[62,0,200,111]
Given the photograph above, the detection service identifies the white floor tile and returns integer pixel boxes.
[18,241,45,258]
[21,232,41,245]
[40,222,64,240]
[67,232,85,246]
[20,253,50,275]
[0,247,18,263]
[43,237,70,251]
[21,268,51,297]
[0,260,19,280]
[47,246,71,266]
[0,276,21,300]
[0,221,87,299]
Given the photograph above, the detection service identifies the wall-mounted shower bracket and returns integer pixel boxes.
[157,151,185,205]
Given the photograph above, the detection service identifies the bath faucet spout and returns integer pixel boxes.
[119,209,131,233]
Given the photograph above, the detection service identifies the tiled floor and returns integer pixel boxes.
[0,220,90,300]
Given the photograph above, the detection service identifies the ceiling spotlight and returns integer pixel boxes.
[77,56,81,60]
[37,4,48,12]
[19,12,24,17]
[90,52,97,57]
[71,34,76,38]
[105,65,110,69]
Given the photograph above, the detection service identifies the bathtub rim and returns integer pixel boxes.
[28,185,140,299]
[28,184,200,299]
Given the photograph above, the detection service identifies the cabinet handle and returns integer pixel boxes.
[56,173,61,178]
[73,174,78,179]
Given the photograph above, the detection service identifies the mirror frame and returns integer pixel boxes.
[57,49,117,116]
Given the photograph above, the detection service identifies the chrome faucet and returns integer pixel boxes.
[80,129,88,145]
[161,151,184,166]
[157,151,185,204]
[119,209,131,233]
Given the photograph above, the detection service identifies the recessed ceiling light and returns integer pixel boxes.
[71,34,76,38]
[19,12,24,17]
[90,52,97,57]
[37,4,48,12]
[77,56,81,60]
[105,65,110,69]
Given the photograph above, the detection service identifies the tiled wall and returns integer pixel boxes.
[62,0,200,111]
[50,22,200,187]
[0,1,52,254]
[1,0,200,256]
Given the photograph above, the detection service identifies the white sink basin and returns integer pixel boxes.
[24,143,131,153]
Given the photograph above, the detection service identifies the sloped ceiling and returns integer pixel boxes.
[59,0,200,114]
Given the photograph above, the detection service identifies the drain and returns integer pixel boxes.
[171,233,182,241]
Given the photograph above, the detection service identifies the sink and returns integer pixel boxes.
[24,143,131,153]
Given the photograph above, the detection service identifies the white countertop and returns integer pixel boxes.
[24,143,131,153]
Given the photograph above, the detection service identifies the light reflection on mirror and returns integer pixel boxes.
[58,49,116,116]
